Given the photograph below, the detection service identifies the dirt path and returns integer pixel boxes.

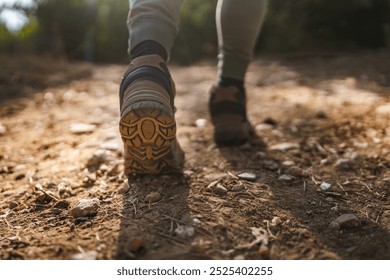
[1,51,390,260]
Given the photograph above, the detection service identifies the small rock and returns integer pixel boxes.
[70,123,96,134]
[14,164,27,171]
[278,174,293,181]
[285,166,307,177]
[328,221,341,231]
[269,142,299,151]
[262,160,279,171]
[118,181,130,194]
[35,193,54,204]
[334,213,359,228]
[100,141,120,151]
[195,118,207,128]
[237,172,257,182]
[70,198,100,218]
[71,250,98,260]
[0,123,6,135]
[255,123,274,132]
[258,244,270,258]
[144,192,161,203]
[234,255,246,260]
[86,150,110,168]
[127,236,143,252]
[58,183,72,197]
[320,182,332,190]
[9,201,18,209]
[52,208,62,215]
[271,216,282,226]
[281,160,295,168]
[331,205,338,212]
[175,225,195,239]
[214,184,228,196]
[184,170,194,176]
[231,184,244,192]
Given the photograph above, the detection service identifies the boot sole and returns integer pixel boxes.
[120,101,184,175]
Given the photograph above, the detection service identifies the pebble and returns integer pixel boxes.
[271,216,282,226]
[127,236,144,252]
[234,255,246,260]
[285,166,307,177]
[35,193,54,204]
[195,118,207,128]
[175,225,195,239]
[118,181,130,194]
[320,182,332,190]
[52,208,62,215]
[278,174,293,181]
[255,123,274,132]
[334,213,359,228]
[269,142,299,151]
[86,150,110,168]
[281,160,295,168]
[71,250,98,260]
[262,160,279,171]
[328,221,341,231]
[144,192,162,203]
[184,170,194,176]
[214,184,228,196]
[237,172,257,182]
[231,184,244,192]
[70,123,96,134]
[0,123,6,135]
[70,198,100,218]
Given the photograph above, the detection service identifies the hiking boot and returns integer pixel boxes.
[119,54,184,175]
[208,85,254,145]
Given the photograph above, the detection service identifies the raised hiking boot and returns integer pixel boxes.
[208,85,254,145]
[119,54,184,175]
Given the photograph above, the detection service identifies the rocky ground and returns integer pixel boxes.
[1,50,390,260]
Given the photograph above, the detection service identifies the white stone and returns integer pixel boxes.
[70,198,100,218]
[175,225,195,239]
[70,123,96,134]
[237,172,257,182]
[269,142,299,151]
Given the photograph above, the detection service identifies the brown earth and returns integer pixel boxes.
[1,50,390,260]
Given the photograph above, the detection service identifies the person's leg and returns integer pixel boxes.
[210,0,268,145]
[127,0,184,60]
[216,0,268,84]
[120,0,185,175]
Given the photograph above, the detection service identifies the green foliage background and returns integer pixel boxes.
[0,0,389,63]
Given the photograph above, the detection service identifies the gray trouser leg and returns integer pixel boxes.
[127,0,184,55]
[128,0,267,81]
[216,0,268,81]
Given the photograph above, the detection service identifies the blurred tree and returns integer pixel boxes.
[1,0,389,62]
[171,0,218,64]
